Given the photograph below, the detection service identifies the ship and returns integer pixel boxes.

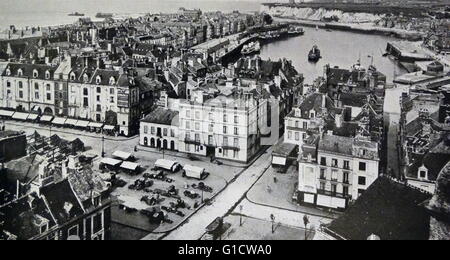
[241,41,261,55]
[260,31,281,43]
[308,45,321,62]
[68,12,85,17]
[95,13,114,19]
[288,26,304,36]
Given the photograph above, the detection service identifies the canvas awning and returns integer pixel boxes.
[12,112,29,120]
[40,115,53,122]
[27,114,39,120]
[120,161,140,171]
[52,117,67,125]
[112,151,133,161]
[65,119,78,126]
[88,122,104,128]
[0,110,15,117]
[272,156,287,166]
[76,120,90,128]
[103,125,116,131]
[155,159,178,171]
[100,157,122,166]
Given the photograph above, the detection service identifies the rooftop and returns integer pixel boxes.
[141,107,179,126]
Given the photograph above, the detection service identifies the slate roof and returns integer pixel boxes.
[141,107,179,126]
[318,135,353,156]
[2,63,56,79]
[327,176,431,240]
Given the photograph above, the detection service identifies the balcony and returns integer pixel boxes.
[184,138,201,146]
[317,189,350,199]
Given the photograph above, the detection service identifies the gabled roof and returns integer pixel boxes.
[40,179,84,225]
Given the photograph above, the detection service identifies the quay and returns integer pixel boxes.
[386,41,433,62]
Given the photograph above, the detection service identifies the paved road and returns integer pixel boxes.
[235,199,334,231]
[158,150,273,240]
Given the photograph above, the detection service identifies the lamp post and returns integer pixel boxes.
[239,205,243,226]
[101,134,105,158]
[270,214,275,234]
[303,215,310,241]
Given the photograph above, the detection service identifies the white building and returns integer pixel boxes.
[140,107,179,151]
[298,134,380,210]
[177,92,268,163]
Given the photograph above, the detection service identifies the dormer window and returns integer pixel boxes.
[33,69,39,78]
[96,75,102,85]
[418,165,428,180]
[5,68,11,76]
[83,73,90,83]
[70,72,76,81]
[17,69,23,77]
[109,76,116,85]
[45,70,51,80]
[92,194,101,207]
[129,78,135,85]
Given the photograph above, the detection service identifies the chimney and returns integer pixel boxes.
[335,113,343,128]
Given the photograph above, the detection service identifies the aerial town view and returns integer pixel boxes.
[0,0,449,245]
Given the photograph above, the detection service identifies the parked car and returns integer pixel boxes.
[192,182,213,193]
[184,190,200,199]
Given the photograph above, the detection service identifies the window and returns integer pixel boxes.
[163,128,168,137]
[288,131,292,140]
[47,93,51,101]
[223,114,227,122]
[93,214,102,234]
[234,127,238,135]
[40,224,48,234]
[97,96,100,102]
[171,129,175,137]
[234,116,238,124]
[35,92,39,99]
[195,122,200,131]
[359,162,366,171]
[195,111,200,119]
[419,170,427,178]
[83,88,88,95]
[96,105,101,112]
[97,87,101,93]
[19,91,23,99]
[295,132,300,141]
[144,126,148,134]
[18,81,23,88]
[223,126,227,134]
[343,186,349,196]
[358,176,366,186]
[224,137,228,146]
[320,182,326,191]
[35,83,39,90]
[151,127,155,135]
[233,150,239,158]
[234,138,238,147]
[110,97,114,103]
[331,184,337,195]
[208,135,213,145]
[110,88,115,95]
[209,124,214,132]
[320,169,326,180]
[332,159,338,167]
[185,143,190,151]
[185,132,191,140]
[343,172,349,183]
[33,70,38,78]
[83,97,89,107]
[195,134,200,142]
[295,121,299,128]
[208,113,213,121]
[186,110,191,118]
[68,225,78,237]
[320,157,326,166]
[223,149,228,157]
[186,121,190,129]
[303,122,308,129]
[46,84,51,91]
[6,81,10,87]
[343,160,350,170]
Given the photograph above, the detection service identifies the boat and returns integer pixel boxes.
[260,31,281,43]
[68,12,85,17]
[308,45,321,62]
[288,26,304,36]
[95,13,113,19]
[241,41,261,55]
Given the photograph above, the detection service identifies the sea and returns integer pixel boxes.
[0,0,404,84]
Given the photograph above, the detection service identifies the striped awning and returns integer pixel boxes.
[40,115,54,122]
[0,110,15,117]
[52,117,67,125]
[12,112,29,120]
[76,120,90,128]
[65,119,78,126]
